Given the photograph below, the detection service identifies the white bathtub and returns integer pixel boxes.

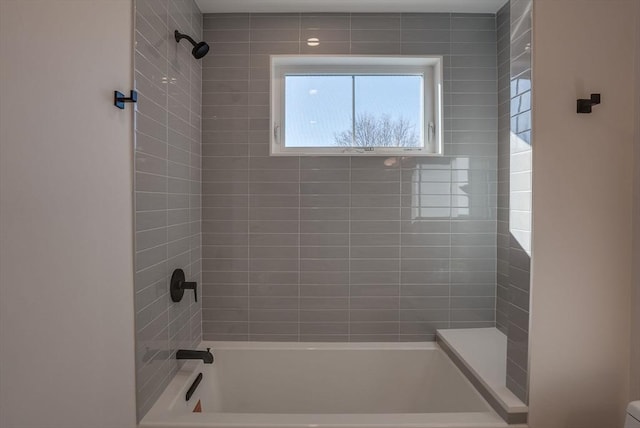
[140,342,526,428]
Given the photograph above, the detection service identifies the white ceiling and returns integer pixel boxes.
[195,0,508,14]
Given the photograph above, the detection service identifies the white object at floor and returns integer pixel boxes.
[625,401,640,428]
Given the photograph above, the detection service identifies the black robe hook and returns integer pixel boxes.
[577,93,601,114]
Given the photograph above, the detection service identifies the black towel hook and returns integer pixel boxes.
[114,90,138,110]
[577,93,601,114]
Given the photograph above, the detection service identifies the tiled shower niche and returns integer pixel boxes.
[200,13,500,342]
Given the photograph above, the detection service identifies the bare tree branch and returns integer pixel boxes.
[334,113,420,148]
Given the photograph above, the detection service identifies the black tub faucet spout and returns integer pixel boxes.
[176,348,214,364]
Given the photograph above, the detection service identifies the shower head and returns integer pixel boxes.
[191,41,210,59]
[174,30,210,59]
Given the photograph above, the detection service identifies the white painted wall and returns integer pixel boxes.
[529,1,637,427]
[0,1,137,427]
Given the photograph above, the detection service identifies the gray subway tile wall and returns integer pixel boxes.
[496,2,510,335]
[506,0,532,404]
[201,12,499,342]
[134,0,202,420]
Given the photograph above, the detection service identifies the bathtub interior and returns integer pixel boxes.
[201,344,489,414]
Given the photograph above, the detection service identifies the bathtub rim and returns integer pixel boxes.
[206,340,442,351]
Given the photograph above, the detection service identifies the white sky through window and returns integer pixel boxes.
[284,75,423,148]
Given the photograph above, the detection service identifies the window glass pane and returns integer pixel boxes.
[284,75,353,147]
[352,75,423,148]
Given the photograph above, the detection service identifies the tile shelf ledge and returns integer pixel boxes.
[436,328,528,425]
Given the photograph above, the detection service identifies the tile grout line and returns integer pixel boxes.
[297,13,302,343]
[348,155,352,341]
[164,5,172,360]
[398,13,403,341]
[446,12,452,332]
[347,13,352,342]
[247,12,252,341]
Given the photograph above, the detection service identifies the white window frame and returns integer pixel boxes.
[270,55,444,156]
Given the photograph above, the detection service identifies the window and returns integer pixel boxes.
[270,55,443,156]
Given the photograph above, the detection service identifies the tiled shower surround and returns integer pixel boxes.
[495,3,510,336]
[200,13,499,342]
[495,0,531,404]
[506,0,532,404]
[133,0,203,420]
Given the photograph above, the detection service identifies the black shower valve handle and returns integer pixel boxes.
[182,280,198,302]
[170,268,198,303]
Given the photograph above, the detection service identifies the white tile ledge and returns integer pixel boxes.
[436,328,528,415]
